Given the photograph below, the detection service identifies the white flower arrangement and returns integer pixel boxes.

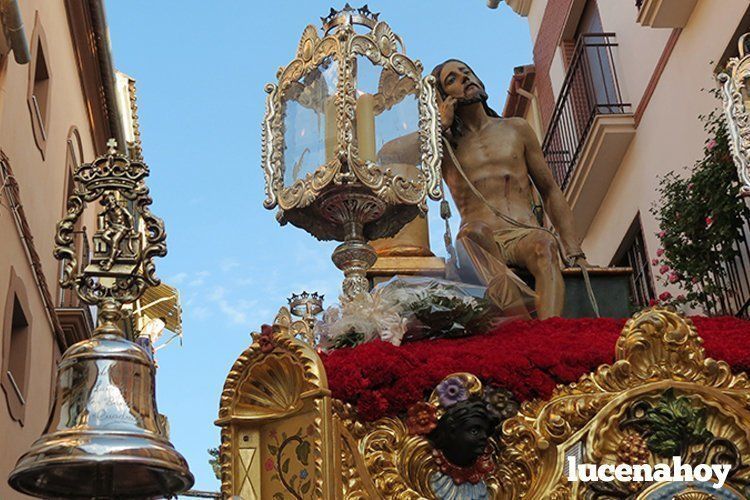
[315,277,491,350]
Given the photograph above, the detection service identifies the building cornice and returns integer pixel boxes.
[505,0,533,17]
[63,0,126,155]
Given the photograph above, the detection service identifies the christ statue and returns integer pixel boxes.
[431,59,587,319]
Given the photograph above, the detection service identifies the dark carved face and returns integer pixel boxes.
[429,400,498,468]
[438,60,488,105]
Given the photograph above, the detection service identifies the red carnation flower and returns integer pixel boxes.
[651,258,659,266]
[705,216,714,227]
[659,291,672,301]
[668,272,679,284]
[659,265,670,275]
[323,316,750,422]
[656,248,665,257]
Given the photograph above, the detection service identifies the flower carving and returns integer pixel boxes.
[406,401,437,435]
[436,376,468,408]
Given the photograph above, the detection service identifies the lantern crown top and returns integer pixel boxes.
[76,139,148,193]
[288,291,324,318]
[321,3,379,34]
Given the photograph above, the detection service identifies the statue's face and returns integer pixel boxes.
[438,61,487,104]
[439,414,492,467]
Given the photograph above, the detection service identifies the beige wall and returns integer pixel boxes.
[0,1,101,498]
[584,0,748,268]
[521,0,749,303]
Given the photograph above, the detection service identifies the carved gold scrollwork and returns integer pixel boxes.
[217,307,333,499]
[222,306,750,498]
[332,308,750,499]
[496,308,750,498]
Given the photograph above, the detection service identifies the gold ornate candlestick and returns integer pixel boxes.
[261,4,443,300]
[8,140,194,498]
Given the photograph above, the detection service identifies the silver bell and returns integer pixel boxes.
[8,302,194,498]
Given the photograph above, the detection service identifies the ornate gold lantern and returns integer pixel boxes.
[8,140,194,498]
[719,33,750,197]
[262,4,443,299]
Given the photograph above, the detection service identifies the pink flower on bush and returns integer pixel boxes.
[657,231,666,239]
[668,272,680,284]
[656,248,665,257]
[659,291,673,301]
[707,139,718,151]
[688,183,694,190]
[691,277,699,284]
[676,294,686,302]
[659,265,670,275]
[651,258,659,266]
[705,216,714,227]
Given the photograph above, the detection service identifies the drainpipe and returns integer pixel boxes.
[3,0,30,64]
[516,87,536,104]
[88,0,126,153]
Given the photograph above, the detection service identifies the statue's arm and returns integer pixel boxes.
[518,119,584,261]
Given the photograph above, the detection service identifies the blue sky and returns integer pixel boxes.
[105,1,532,493]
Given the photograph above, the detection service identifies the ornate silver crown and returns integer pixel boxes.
[321,4,379,34]
[75,140,148,193]
[288,291,324,318]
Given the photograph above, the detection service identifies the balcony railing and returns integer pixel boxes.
[706,215,750,318]
[542,33,630,190]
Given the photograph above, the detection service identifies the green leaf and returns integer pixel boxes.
[282,458,290,473]
[301,480,311,494]
[644,390,713,457]
[268,445,278,455]
[296,440,311,465]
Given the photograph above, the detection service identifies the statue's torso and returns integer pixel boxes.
[443,118,538,232]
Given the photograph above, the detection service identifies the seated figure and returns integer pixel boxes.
[431,59,588,319]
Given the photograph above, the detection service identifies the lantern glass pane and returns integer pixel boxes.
[354,55,421,175]
[281,56,338,187]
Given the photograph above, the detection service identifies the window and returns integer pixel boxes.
[31,47,49,128]
[27,14,51,157]
[7,297,29,399]
[2,270,32,424]
[612,216,655,310]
